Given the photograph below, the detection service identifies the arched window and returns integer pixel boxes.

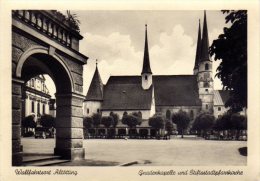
[205,63,209,70]
[190,110,194,119]
[145,75,148,80]
[206,104,208,109]
[87,108,89,114]
[166,109,171,120]
[97,109,100,113]
[31,101,35,113]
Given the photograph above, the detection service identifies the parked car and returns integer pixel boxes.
[35,127,53,139]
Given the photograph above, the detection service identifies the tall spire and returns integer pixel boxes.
[200,10,210,61]
[141,24,152,74]
[194,19,202,70]
[85,60,103,101]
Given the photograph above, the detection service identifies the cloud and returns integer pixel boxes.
[150,24,196,75]
[79,25,225,96]
[81,32,143,95]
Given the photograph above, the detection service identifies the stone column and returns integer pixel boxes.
[54,93,85,160]
[12,78,24,166]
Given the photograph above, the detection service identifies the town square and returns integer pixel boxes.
[10,9,248,167]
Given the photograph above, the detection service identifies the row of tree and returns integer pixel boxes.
[22,114,55,133]
[192,112,247,140]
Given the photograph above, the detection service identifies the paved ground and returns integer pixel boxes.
[21,137,247,166]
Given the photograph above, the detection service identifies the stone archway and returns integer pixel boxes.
[12,10,88,166]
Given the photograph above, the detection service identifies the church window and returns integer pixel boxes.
[205,63,209,70]
[43,104,45,114]
[87,108,89,114]
[145,75,147,80]
[218,107,221,111]
[166,110,171,120]
[190,110,194,119]
[206,104,208,109]
[31,101,35,113]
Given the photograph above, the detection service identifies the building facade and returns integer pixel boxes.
[83,12,229,123]
[22,75,51,122]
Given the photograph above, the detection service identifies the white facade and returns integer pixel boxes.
[141,73,152,90]
[83,101,102,117]
[23,75,51,121]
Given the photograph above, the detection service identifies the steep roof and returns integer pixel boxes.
[141,24,152,74]
[102,76,153,110]
[85,66,103,101]
[101,75,201,110]
[200,11,210,62]
[214,90,230,106]
[153,75,201,106]
[194,20,201,70]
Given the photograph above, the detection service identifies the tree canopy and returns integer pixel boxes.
[172,110,191,138]
[192,112,215,132]
[122,113,141,128]
[101,116,114,128]
[148,115,164,131]
[22,115,36,128]
[209,10,247,112]
[109,112,119,127]
[40,114,55,128]
[83,117,93,129]
[92,113,102,127]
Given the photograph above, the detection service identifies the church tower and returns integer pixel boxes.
[197,11,214,113]
[83,60,103,116]
[141,24,153,90]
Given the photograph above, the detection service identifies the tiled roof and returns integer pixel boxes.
[101,75,201,110]
[214,90,230,106]
[102,76,153,110]
[153,75,202,106]
[85,67,103,101]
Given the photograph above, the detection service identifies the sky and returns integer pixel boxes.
[45,10,229,98]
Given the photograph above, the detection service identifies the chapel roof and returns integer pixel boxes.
[85,65,103,101]
[101,75,201,110]
[102,76,153,110]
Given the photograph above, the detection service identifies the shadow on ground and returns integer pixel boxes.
[238,147,247,156]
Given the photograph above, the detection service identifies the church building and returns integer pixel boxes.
[83,12,230,121]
